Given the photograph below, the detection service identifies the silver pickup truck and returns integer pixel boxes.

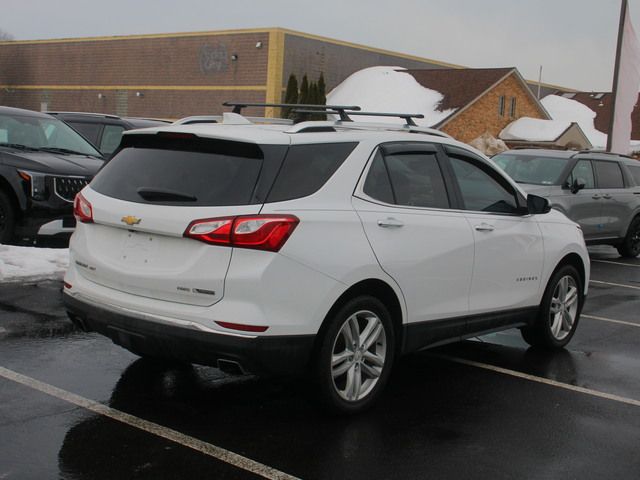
[493,149,640,257]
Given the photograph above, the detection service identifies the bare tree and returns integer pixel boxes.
[0,29,14,41]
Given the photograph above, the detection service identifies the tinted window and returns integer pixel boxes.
[100,125,126,155]
[68,121,102,144]
[91,141,264,206]
[594,161,624,189]
[567,160,595,189]
[450,156,519,213]
[266,143,357,202]
[363,151,394,204]
[628,165,640,185]
[384,152,449,208]
[492,153,569,185]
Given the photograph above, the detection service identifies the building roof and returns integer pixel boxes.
[404,67,550,127]
[405,67,515,111]
[561,91,640,140]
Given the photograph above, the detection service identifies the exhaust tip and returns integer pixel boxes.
[217,358,246,375]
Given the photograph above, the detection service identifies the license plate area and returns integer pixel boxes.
[120,230,160,266]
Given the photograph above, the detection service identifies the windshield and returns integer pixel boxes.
[0,112,102,157]
[492,153,569,185]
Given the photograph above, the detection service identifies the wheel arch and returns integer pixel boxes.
[553,252,587,291]
[0,175,22,216]
[312,278,405,356]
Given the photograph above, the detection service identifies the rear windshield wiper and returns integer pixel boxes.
[137,187,197,202]
[38,147,101,158]
[0,142,41,151]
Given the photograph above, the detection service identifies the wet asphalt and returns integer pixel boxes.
[1,246,640,479]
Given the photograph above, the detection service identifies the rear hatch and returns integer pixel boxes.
[76,132,287,306]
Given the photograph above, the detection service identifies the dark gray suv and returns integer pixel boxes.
[493,149,640,257]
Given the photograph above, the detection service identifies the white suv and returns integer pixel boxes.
[63,108,590,413]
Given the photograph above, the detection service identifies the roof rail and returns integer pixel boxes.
[222,102,361,121]
[173,114,293,126]
[294,109,425,127]
[573,149,635,159]
[285,120,451,139]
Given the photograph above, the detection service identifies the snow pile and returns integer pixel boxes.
[0,245,69,283]
[469,133,508,156]
[327,66,456,127]
[541,95,607,149]
[500,117,573,142]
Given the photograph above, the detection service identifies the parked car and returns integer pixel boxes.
[47,112,170,158]
[0,106,104,243]
[63,110,589,413]
[493,149,640,257]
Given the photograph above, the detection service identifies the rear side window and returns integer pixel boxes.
[91,139,265,206]
[100,125,125,155]
[594,161,624,189]
[266,142,357,202]
[628,165,640,185]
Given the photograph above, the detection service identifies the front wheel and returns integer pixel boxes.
[314,296,395,414]
[0,189,16,244]
[617,216,640,258]
[521,265,583,349]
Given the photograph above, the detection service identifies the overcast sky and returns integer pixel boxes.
[2,0,638,91]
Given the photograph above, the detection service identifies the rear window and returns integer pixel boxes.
[266,142,357,202]
[91,138,265,206]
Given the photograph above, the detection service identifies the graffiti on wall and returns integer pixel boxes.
[199,44,228,74]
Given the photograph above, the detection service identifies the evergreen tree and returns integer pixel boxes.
[299,75,309,105]
[317,73,327,106]
[282,74,298,119]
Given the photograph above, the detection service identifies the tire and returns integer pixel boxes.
[521,265,583,349]
[0,189,16,244]
[616,216,640,258]
[314,295,396,414]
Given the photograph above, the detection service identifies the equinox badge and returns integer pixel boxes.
[121,215,142,226]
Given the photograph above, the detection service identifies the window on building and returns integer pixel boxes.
[498,96,506,116]
[510,97,517,118]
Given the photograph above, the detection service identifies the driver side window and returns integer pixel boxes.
[567,160,595,189]
[449,155,520,214]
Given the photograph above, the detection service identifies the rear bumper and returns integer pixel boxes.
[63,293,315,376]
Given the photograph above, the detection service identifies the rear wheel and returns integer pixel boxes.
[314,296,395,414]
[0,189,16,244]
[521,265,583,349]
[617,216,640,258]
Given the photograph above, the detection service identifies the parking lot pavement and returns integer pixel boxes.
[2,246,640,479]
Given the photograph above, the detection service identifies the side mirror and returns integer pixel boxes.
[527,194,551,215]
[570,178,586,194]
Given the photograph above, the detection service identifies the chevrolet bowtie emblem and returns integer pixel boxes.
[121,215,142,226]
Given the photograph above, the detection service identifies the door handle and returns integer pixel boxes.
[602,194,612,199]
[592,194,601,199]
[377,218,404,228]
[474,223,495,232]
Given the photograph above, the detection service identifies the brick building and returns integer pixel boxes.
[405,68,551,144]
[0,27,462,119]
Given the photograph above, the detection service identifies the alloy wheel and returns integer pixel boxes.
[549,275,579,341]
[331,310,387,402]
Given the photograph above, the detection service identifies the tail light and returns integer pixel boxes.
[74,192,93,223]
[184,214,299,252]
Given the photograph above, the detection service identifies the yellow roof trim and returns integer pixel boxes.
[277,28,463,68]
[0,27,273,45]
[0,85,267,91]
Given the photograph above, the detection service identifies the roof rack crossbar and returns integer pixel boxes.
[296,109,426,127]
[223,102,361,122]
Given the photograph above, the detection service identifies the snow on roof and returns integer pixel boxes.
[0,245,68,283]
[326,66,456,127]
[541,94,607,149]
[500,117,573,142]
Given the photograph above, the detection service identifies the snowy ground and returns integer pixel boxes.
[0,244,69,283]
